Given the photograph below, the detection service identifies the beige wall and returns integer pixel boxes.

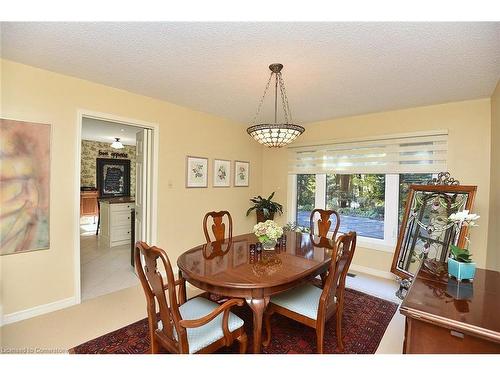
[1,57,496,320]
[263,99,493,273]
[0,59,263,315]
[488,81,500,271]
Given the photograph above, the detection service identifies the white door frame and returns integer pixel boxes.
[74,109,159,304]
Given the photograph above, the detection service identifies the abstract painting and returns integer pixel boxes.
[186,156,208,188]
[0,119,50,255]
[213,159,231,187]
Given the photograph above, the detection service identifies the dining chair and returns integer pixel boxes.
[262,231,357,353]
[203,211,233,243]
[135,241,248,354]
[309,208,341,240]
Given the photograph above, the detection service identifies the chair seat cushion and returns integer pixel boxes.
[159,296,244,353]
[271,283,324,320]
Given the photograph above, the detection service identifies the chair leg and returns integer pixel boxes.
[151,335,159,354]
[316,325,325,354]
[336,309,344,351]
[319,272,327,288]
[236,332,248,354]
[262,310,273,347]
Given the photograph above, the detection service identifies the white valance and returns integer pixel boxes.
[288,130,448,175]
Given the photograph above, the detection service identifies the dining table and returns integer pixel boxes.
[177,231,335,353]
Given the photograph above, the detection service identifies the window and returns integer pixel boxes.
[288,131,447,251]
[292,173,435,251]
[295,174,316,228]
[398,173,433,226]
[326,174,385,239]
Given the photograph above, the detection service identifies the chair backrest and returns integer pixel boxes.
[309,209,341,239]
[319,232,357,317]
[134,241,187,352]
[203,211,233,243]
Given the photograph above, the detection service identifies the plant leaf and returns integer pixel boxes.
[246,207,256,216]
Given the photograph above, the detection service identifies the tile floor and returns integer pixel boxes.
[80,223,139,301]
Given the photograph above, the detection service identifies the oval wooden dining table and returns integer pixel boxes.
[177,231,335,353]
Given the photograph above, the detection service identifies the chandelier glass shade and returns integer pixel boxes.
[110,137,124,149]
[247,63,305,148]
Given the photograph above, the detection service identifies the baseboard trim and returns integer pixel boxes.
[1,296,77,327]
[349,264,396,280]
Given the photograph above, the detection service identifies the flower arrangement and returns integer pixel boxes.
[447,210,480,281]
[448,210,480,256]
[192,163,204,178]
[253,220,283,249]
[283,221,310,233]
[217,165,227,181]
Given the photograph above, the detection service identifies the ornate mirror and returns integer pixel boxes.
[391,173,477,281]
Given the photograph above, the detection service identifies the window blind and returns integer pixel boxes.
[288,130,448,175]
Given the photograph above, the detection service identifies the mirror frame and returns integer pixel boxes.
[391,182,477,280]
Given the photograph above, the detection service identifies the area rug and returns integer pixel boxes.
[69,288,398,354]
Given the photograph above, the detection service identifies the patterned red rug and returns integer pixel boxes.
[70,288,397,354]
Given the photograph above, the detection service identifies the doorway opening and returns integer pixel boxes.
[76,111,158,302]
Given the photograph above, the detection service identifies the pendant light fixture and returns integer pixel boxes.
[110,137,124,149]
[247,63,305,148]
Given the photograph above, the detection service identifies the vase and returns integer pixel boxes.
[256,210,275,223]
[262,239,277,251]
[448,258,476,282]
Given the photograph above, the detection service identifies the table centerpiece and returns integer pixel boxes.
[253,220,283,250]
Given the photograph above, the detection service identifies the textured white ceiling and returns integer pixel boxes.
[1,22,499,124]
[82,117,140,145]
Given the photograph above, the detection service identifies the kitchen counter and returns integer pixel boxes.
[99,196,135,204]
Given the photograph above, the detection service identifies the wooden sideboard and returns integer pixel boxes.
[80,190,99,218]
[400,262,500,353]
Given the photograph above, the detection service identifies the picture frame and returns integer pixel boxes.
[0,118,51,255]
[234,160,250,187]
[213,159,231,187]
[390,181,477,280]
[96,158,131,198]
[186,156,208,188]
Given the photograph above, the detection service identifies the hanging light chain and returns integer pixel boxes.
[246,63,305,148]
[278,72,293,124]
[251,71,273,125]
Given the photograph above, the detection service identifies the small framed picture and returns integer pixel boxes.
[213,159,231,187]
[234,160,250,187]
[186,156,208,188]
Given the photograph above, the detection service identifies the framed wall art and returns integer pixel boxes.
[213,159,231,187]
[96,158,131,197]
[0,118,51,255]
[234,160,250,187]
[186,156,208,188]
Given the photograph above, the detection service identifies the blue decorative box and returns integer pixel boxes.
[448,258,476,282]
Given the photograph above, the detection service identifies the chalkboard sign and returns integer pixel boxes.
[96,158,131,198]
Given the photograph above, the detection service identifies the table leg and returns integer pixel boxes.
[245,297,269,353]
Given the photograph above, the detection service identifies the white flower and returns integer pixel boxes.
[253,220,283,241]
[449,210,480,225]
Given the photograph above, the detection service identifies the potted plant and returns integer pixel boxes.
[246,192,283,223]
[447,210,480,282]
[253,220,284,250]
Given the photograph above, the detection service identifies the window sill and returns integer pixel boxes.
[351,236,395,253]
